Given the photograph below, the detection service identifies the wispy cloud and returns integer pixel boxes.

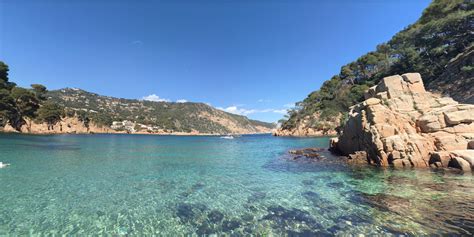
[216,106,255,116]
[142,94,170,102]
[131,40,143,45]
[257,99,272,103]
[176,99,188,103]
[216,105,287,116]
[270,109,287,114]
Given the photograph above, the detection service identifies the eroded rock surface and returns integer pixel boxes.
[274,113,338,137]
[331,73,474,171]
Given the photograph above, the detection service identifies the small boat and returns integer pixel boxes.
[220,135,235,139]
[0,162,10,168]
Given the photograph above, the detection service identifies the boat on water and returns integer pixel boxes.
[220,135,235,139]
[0,162,10,168]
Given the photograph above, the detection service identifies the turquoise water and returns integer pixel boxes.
[0,134,473,235]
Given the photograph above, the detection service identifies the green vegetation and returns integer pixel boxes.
[0,61,61,131]
[37,101,64,130]
[0,61,273,134]
[280,0,473,131]
[47,88,274,134]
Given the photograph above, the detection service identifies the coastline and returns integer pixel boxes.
[0,128,274,137]
[0,116,274,137]
[0,129,273,137]
[273,130,337,137]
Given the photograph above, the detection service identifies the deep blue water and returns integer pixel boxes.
[0,134,473,235]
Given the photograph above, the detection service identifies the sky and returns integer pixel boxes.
[0,0,431,122]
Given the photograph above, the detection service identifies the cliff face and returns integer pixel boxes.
[2,117,113,134]
[1,115,272,135]
[274,113,338,137]
[331,73,474,171]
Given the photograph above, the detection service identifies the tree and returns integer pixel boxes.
[0,89,16,127]
[37,101,63,130]
[0,61,15,90]
[10,87,40,131]
[11,87,39,118]
[76,110,90,130]
[31,84,48,101]
[0,62,16,127]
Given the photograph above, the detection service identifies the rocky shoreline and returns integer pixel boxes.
[0,117,272,136]
[285,73,474,173]
[328,73,473,172]
[273,126,337,137]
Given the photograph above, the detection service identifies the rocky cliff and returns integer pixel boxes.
[330,73,474,171]
[2,117,113,134]
[274,113,338,137]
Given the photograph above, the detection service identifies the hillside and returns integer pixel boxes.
[45,88,275,135]
[276,0,473,136]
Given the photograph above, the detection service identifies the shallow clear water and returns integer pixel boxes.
[0,134,473,235]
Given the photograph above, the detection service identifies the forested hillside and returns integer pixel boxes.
[46,88,274,134]
[278,0,473,135]
[0,61,274,135]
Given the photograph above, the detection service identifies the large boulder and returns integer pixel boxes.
[332,73,474,171]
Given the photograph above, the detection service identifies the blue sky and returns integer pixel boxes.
[0,0,430,122]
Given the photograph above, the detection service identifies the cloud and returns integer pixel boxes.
[142,94,170,102]
[216,105,287,116]
[271,109,287,114]
[131,40,143,45]
[176,99,187,103]
[283,103,294,108]
[216,106,256,116]
[257,99,272,103]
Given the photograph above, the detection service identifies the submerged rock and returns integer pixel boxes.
[175,203,207,223]
[196,221,216,235]
[247,191,267,203]
[207,210,224,223]
[330,73,474,171]
[288,148,325,160]
[347,151,368,165]
[302,191,321,200]
[287,229,329,237]
[222,219,241,232]
[263,205,323,230]
[180,182,206,197]
[302,180,316,186]
[326,182,344,188]
[348,191,411,214]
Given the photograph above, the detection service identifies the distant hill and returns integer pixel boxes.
[276,0,473,136]
[47,88,275,134]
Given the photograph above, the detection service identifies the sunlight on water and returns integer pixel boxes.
[0,134,473,235]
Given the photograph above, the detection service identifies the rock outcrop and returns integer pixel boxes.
[2,117,113,134]
[274,113,338,137]
[331,73,474,171]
